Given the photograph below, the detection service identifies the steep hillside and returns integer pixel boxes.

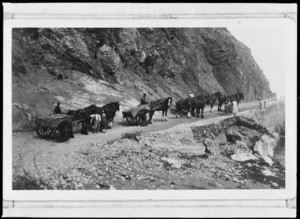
[12,28,273,131]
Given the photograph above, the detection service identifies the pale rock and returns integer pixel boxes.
[109,185,117,190]
[261,168,275,177]
[270,182,279,188]
[161,157,182,169]
[230,153,258,162]
[254,134,277,158]
[272,132,280,143]
[262,156,274,166]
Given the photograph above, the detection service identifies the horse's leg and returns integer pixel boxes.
[161,111,164,121]
[80,122,84,134]
[201,106,204,118]
[187,108,191,118]
[69,124,74,138]
[149,111,155,124]
[81,122,87,135]
[165,110,168,121]
[196,107,200,118]
[84,121,89,135]
[210,103,214,113]
[191,106,195,117]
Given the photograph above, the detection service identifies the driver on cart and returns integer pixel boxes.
[54,102,62,114]
[140,93,149,105]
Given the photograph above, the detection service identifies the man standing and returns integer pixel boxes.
[54,102,62,114]
[140,93,149,105]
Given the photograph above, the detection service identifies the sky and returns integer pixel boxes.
[227,27,286,97]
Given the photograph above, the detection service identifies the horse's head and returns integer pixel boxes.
[165,97,173,107]
[214,91,222,99]
[116,102,120,111]
[205,95,213,105]
[239,92,244,100]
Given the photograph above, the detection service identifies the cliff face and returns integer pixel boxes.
[12,28,273,131]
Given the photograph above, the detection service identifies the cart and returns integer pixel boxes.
[122,104,152,126]
[35,114,74,142]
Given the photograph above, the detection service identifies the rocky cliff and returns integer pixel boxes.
[12,28,273,131]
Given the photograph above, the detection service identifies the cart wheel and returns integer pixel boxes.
[54,120,72,142]
[36,126,53,138]
[126,117,138,126]
[137,109,150,126]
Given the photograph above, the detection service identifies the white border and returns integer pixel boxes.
[3,3,297,204]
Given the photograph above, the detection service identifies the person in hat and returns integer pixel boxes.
[54,102,62,114]
[188,90,194,98]
[140,93,149,105]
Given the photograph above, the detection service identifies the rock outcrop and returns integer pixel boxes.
[12,28,274,131]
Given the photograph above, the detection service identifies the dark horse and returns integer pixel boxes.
[209,91,222,113]
[217,92,244,111]
[149,97,173,123]
[175,98,193,118]
[190,95,213,118]
[66,105,98,136]
[102,102,120,128]
[229,92,244,106]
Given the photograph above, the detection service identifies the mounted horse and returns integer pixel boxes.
[175,98,192,118]
[190,95,212,118]
[149,97,173,123]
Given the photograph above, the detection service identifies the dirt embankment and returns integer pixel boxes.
[13,104,285,190]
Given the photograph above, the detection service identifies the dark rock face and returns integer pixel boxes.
[11,28,274,131]
[12,28,273,101]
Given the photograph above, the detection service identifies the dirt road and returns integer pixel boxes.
[12,102,261,189]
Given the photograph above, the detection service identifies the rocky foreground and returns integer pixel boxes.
[13,108,285,190]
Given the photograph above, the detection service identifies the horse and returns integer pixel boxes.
[217,92,244,112]
[209,91,222,113]
[66,104,98,136]
[102,102,120,128]
[149,97,173,123]
[175,98,192,118]
[190,95,212,118]
[217,94,228,111]
[229,92,244,106]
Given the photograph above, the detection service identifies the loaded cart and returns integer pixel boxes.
[122,104,152,126]
[35,114,73,142]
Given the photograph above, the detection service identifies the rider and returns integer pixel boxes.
[188,90,194,98]
[140,93,149,105]
[54,102,62,114]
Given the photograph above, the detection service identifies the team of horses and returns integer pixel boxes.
[65,102,120,136]
[61,91,244,137]
[174,91,244,118]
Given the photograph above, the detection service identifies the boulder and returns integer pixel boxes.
[97,44,121,74]
[230,153,258,162]
[234,140,251,154]
[203,139,220,156]
[271,132,280,143]
[161,157,182,169]
[261,168,275,177]
[254,134,277,158]
[262,156,274,166]
[213,133,227,145]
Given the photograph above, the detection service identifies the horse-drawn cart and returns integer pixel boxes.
[122,104,152,126]
[35,114,73,142]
